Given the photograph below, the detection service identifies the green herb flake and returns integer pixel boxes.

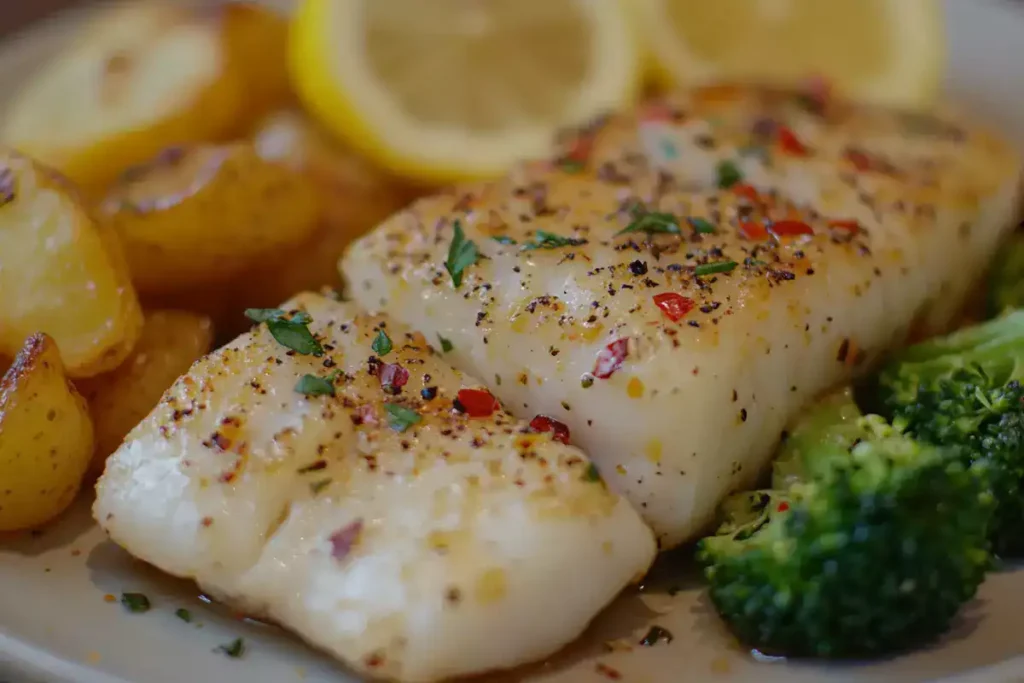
[384,403,422,433]
[309,478,332,495]
[616,208,681,237]
[295,372,337,397]
[371,329,393,357]
[583,463,602,483]
[437,335,454,353]
[694,260,738,276]
[245,308,323,356]
[216,637,246,659]
[121,592,151,613]
[175,608,192,623]
[521,230,586,251]
[716,160,743,189]
[491,235,517,245]
[445,220,479,288]
[688,217,716,234]
[244,308,286,323]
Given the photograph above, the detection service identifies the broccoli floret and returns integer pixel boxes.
[698,389,992,658]
[876,311,1024,557]
[986,227,1024,317]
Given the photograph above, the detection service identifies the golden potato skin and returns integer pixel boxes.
[77,310,213,472]
[0,2,251,195]
[0,148,143,378]
[100,142,321,295]
[0,334,94,532]
[220,2,293,127]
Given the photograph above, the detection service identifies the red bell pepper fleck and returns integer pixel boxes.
[769,220,814,238]
[378,363,409,391]
[456,388,499,418]
[652,292,695,322]
[593,339,629,379]
[777,126,808,156]
[731,183,760,203]
[565,135,594,165]
[777,501,790,513]
[739,220,770,241]
[529,415,571,444]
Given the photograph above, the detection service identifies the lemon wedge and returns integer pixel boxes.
[289,0,642,184]
[633,0,944,109]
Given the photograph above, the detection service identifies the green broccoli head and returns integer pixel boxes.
[986,227,1024,317]
[698,392,992,658]
[877,313,1024,557]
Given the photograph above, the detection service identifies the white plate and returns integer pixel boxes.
[3,2,1024,682]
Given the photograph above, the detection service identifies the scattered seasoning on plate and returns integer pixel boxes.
[445,220,479,288]
[491,235,517,245]
[616,207,681,237]
[769,220,814,238]
[455,388,499,417]
[520,230,587,251]
[595,662,622,680]
[437,334,454,353]
[639,625,674,646]
[716,160,743,189]
[653,292,695,322]
[216,638,246,659]
[583,463,602,483]
[309,478,332,495]
[688,217,716,234]
[175,608,192,623]
[694,260,737,276]
[120,593,150,613]
[295,371,338,397]
[371,329,393,356]
[593,338,629,379]
[244,308,323,356]
[384,403,421,432]
[529,415,571,444]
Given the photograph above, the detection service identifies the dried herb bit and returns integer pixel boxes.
[716,160,743,189]
[521,230,587,251]
[694,260,738,276]
[384,403,422,433]
[688,217,716,234]
[491,235,517,245]
[445,220,479,288]
[583,463,602,482]
[121,592,151,613]
[216,637,246,659]
[245,308,323,356]
[639,625,674,646]
[175,608,192,623]
[616,207,681,237]
[297,459,328,474]
[295,370,338,397]
[371,329,393,357]
[244,307,286,323]
[437,334,454,353]
[310,478,332,495]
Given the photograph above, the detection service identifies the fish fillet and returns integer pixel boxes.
[93,293,656,682]
[342,86,1024,548]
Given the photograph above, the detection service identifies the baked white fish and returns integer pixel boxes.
[93,293,655,682]
[343,85,1024,548]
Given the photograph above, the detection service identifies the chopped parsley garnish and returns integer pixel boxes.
[371,329,393,356]
[437,334,454,353]
[384,403,421,433]
[295,371,338,397]
[716,160,743,189]
[244,308,323,356]
[310,478,332,495]
[175,608,192,623]
[491,235,517,245]
[121,593,151,613]
[694,260,738,276]
[445,220,479,288]
[616,207,681,237]
[688,217,716,234]
[521,230,586,251]
[216,637,246,658]
[583,463,602,482]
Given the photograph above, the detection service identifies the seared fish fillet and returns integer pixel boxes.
[343,86,1024,548]
[93,293,655,682]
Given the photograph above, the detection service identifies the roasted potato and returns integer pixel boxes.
[100,141,321,295]
[0,147,143,378]
[0,1,290,194]
[0,334,94,532]
[77,310,213,472]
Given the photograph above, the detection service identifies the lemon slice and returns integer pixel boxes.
[633,0,944,109]
[289,0,642,184]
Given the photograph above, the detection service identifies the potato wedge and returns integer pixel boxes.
[0,1,269,194]
[100,141,320,295]
[0,148,143,377]
[77,310,213,472]
[0,334,94,532]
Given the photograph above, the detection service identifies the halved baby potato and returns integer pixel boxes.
[99,141,321,295]
[0,334,94,532]
[77,310,214,472]
[0,1,290,194]
[0,147,143,378]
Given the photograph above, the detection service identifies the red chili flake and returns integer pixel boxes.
[329,519,364,560]
[456,388,499,418]
[739,220,770,241]
[769,220,814,238]
[844,148,873,172]
[828,219,861,234]
[529,415,571,444]
[564,135,594,165]
[378,363,409,392]
[731,183,760,203]
[652,292,695,322]
[777,126,808,156]
[201,516,213,528]
[595,663,623,680]
[593,339,629,379]
[777,502,790,513]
